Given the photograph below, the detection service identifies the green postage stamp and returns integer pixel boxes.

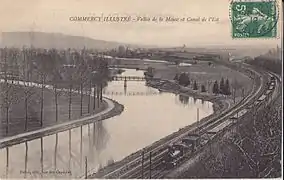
[230,0,278,38]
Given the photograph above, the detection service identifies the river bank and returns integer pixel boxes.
[0,96,124,149]
[147,79,227,113]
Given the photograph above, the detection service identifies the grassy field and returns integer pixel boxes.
[0,84,106,138]
[153,62,252,98]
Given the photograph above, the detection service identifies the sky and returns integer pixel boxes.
[0,0,282,47]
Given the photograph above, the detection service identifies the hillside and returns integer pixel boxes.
[0,32,143,50]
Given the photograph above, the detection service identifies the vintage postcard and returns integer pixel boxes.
[0,0,282,179]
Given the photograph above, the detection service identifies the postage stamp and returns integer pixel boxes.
[230,0,278,38]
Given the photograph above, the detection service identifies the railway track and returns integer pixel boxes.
[88,65,277,179]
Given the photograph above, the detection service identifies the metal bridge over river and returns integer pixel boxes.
[110,76,160,81]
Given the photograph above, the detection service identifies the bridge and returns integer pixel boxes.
[103,91,160,96]
[110,76,160,81]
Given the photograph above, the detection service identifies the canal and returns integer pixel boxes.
[0,69,213,178]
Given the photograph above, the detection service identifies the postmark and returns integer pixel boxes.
[230,0,279,38]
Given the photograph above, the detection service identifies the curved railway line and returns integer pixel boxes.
[88,64,281,179]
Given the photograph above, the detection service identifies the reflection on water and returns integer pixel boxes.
[0,69,213,178]
[178,94,189,105]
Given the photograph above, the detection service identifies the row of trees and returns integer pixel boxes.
[0,47,109,135]
[245,55,281,75]
[174,73,207,92]
[174,73,231,95]
[212,78,231,95]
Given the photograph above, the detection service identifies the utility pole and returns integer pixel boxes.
[242,88,245,99]
[149,151,152,179]
[141,150,144,178]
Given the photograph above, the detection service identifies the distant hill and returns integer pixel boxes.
[0,31,148,50]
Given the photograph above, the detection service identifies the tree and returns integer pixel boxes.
[174,73,179,81]
[87,69,92,113]
[201,84,206,92]
[178,73,190,86]
[145,67,154,78]
[76,57,89,116]
[0,48,20,134]
[0,80,21,134]
[193,80,198,90]
[51,62,63,123]
[23,85,36,131]
[224,79,231,95]
[212,80,219,94]
[219,77,225,94]
[35,52,57,126]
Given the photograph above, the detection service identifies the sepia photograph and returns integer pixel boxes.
[0,0,283,179]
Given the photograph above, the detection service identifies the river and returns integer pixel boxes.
[0,69,213,178]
